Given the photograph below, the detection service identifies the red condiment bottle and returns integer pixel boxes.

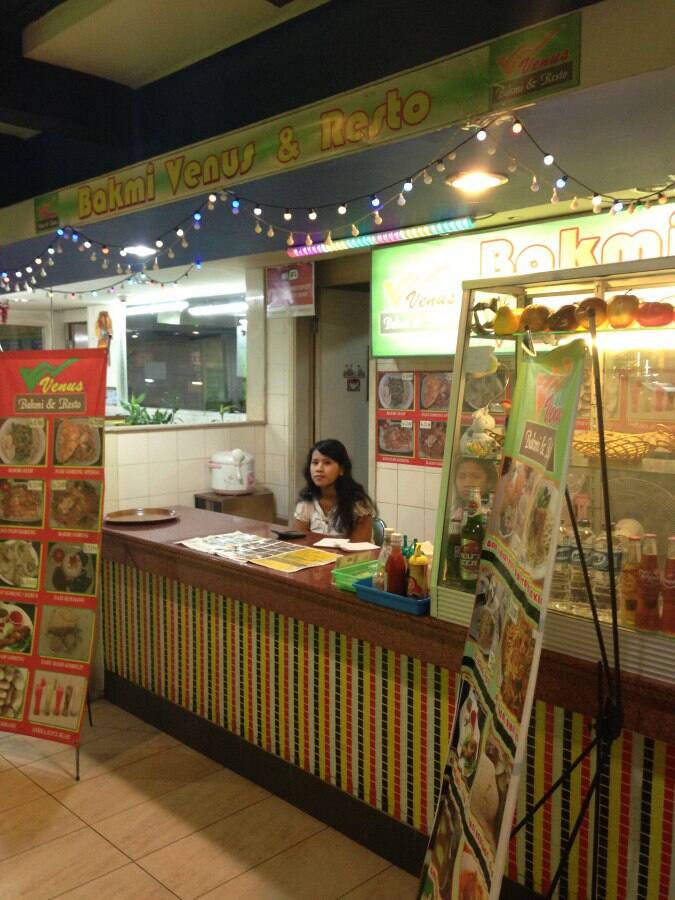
[661,536,675,636]
[636,533,660,631]
[385,532,407,596]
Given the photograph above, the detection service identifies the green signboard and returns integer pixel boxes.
[371,240,464,357]
[489,12,581,108]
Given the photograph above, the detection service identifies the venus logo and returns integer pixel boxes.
[19,358,80,392]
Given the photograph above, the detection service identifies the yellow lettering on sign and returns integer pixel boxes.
[123,176,145,207]
[345,111,369,143]
[78,187,92,219]
[165,156,185,195]
[183,160,201,189]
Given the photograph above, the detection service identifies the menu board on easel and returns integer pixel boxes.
[376,371,451,467]
[418,340,586,899]
[0,349,106,746]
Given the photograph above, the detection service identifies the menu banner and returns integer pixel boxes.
[266,263,315,317]
[376,371,451,467]
[0,350,106,746]
[418,339,586,899]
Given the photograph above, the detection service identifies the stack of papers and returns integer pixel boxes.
[314,538,379,551]
[177,531,338,572]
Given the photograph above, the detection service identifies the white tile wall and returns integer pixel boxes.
[374,462,445,548]
[397,467,425,507]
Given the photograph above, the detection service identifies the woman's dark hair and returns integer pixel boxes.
[300,438,375,535]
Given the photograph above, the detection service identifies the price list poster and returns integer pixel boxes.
[418,340,586,900]
[0,349,106,746]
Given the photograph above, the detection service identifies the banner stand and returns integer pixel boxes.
[509,309,624,900]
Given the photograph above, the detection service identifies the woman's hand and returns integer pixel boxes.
[350,515,373,542]
[291,518,310,534]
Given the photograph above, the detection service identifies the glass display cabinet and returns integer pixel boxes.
[432,258,675,682]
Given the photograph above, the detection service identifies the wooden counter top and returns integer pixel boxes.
[102,506,674,743]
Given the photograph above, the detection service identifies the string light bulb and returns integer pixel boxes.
[397,192,406,206]
[543,153,554,166]
[253,205,262,217]
[181,236,189,248]
[254,221,262,234]
[90,251,97,262]
[556,175,568,189]
[550,188,560,204]
[403,177,413,192]
[193,212,202,222]
[337,202,347,215]
[611,199,624,214]
[476,129,487,141]
[267,224,275,237]
[658,193,668,204]
[231,198,240,214]
[168,247,175,259]
[287,233,294,246]
[628,202,636,214]
[176,228,184,237]
[447,151,457,161]
[373,210,383,225]
[305,234,313,246]
[325,231,333,245]
[512,120,523,134]
[308,208,318,221]
[423,169,433,185]
[155,239,163,248]
[435,160,446,173]
[570,196,579,210]
[283,209,292,221]
[507,158,518,174]
[530,175,540,192]
[592,194,603,210]
[370,194,381,208]
[351,223,359,236]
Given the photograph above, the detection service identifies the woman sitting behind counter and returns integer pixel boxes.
[292,439,376,541]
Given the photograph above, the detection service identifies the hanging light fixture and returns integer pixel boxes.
[446,170,508,194]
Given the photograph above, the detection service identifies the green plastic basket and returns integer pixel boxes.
[331,559,378,592]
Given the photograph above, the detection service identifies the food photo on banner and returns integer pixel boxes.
[0,349,106,748]
[418,339,586,900]
[376,371,451,466]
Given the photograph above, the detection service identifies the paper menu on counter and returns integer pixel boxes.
[314,538,379,550]
[249,546,338,573]
[177,531,296,561]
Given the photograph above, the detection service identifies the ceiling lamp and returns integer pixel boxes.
[445,170,508,194]
[123,245,156,258]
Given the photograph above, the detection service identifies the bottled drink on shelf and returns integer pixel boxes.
[385,532,407,596]
[372,527,394,591]
[459,487,484,593]
[592,523,623,617]
[636,533,661,631]
[661,536,675,636]
[550,522,572,608]
[570,518,594,611]
[620,536,641,628]
[445,512,462,584]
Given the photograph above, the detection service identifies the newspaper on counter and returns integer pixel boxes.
[177,531,337,570]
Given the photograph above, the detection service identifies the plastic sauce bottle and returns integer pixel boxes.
[373,528,394,591]
[661,536,675,636]
[620,536,641,628]
[385,533,407,596]
[459,488,484,593]
[407,543,429,597]
[636,533,660,631]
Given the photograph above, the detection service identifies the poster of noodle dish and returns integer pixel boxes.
[418,339,586,900]
[0,349,106,746]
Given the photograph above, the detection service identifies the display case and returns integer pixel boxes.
[432,258,675,683]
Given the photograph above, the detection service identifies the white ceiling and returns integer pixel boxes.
[23,0,330,88]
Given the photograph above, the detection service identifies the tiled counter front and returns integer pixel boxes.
[101,560,673,899]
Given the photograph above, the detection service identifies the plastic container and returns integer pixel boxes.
[331,560,379,592]
[354,577,430,616]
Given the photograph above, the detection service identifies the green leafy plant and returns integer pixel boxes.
[121,393,176,426]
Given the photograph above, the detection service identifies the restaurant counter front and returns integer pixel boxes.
[101,507,673,896]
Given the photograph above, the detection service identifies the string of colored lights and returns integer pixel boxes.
[1,112,673,296]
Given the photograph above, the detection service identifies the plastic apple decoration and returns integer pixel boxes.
[575,297,607,329]
[635,301,673,327]
[607,294,639,328]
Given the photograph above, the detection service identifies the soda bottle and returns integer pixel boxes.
[373,528,394,590]
[570,518,595,611]
[459,487,484,592]
[661,536,675,636]
[636,533,660,631]
[445,512,462,583]
[620,536,641,628]
[592,523,623,619]
[550,522,572,609]
[385,532,407,596]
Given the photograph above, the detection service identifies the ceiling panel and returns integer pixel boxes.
[23,0,330,87]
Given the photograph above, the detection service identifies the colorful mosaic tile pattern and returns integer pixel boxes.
[102,561,673,899]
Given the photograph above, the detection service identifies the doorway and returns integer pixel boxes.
[314,286,370,489]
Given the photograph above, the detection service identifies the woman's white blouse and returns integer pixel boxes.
[293,498,371,537]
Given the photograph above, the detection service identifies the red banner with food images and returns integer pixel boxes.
[0,349,106,745]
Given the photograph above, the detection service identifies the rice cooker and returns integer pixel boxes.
[209,448,255,495]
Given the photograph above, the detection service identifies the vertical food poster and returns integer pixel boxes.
[418,340,586,899]
[0,349,106,746]
[376,371,451,467]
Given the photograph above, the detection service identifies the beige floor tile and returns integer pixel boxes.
[54,745,219,824]
[86,700,160,734]
[54,862,176,899]
[0,733,80,767]
[138,795,326,899]
[339,864,419,899]
[22,730,178,793]
[95,766,269,858]
[200,827,390,900]
[0,827,127,900]
[0,752,13,771]
[0,767,46,813]
[0,794,83,862]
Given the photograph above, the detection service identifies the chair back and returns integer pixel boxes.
[372,516,386,547]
